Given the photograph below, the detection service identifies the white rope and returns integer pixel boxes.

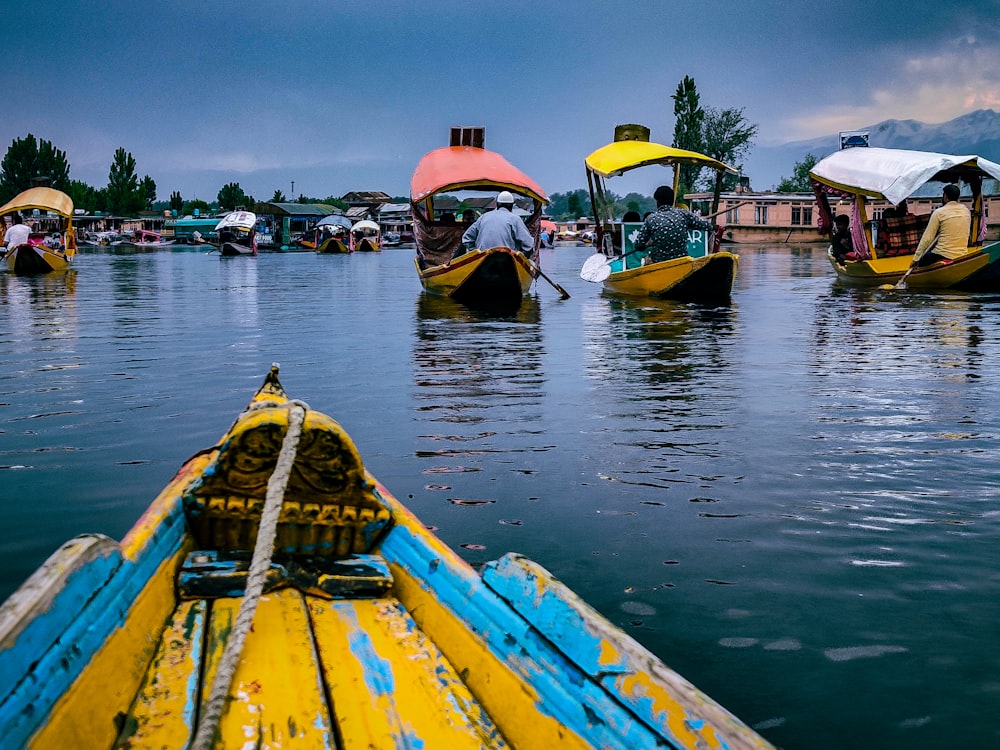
[190,401,307,750]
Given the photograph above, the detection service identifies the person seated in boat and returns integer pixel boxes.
[1,213,31,250]
[438,212,457,226]
[913,183,971,267]
[460,191,536,257]
[461,209,477,226]
[634,185,713,264]
[831,214,855,262]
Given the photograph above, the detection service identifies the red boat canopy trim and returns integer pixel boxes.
[410,147,548,204]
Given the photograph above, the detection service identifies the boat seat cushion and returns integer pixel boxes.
[877,213,929,257]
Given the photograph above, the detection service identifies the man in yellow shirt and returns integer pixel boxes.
[913,183,971,267]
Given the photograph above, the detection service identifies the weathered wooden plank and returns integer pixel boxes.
[381,514,698,750]
[115,599,207,748]
[483,553,775,750]
[309,596,507,750]
[0,534,122,691]
[25,547,186,750]
[202,590,336,748]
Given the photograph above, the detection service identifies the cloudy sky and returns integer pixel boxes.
[5,0,999,202]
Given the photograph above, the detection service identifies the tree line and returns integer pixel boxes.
[4,79,805,223]
[0,134,354,218]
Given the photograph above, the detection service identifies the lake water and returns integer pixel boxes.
[2,243,999,749]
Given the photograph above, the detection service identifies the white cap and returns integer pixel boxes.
[496,191,515,205]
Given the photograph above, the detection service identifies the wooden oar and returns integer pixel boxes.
[880,264,915,290]
[530,257,571,299]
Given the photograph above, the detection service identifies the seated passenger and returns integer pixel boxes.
[831,214,854,262]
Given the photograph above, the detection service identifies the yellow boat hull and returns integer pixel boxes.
[603,251,738,301]
[317,237,351,254]
[5,244,73,274]
[829,241,1000,289]
[415,247,536,307]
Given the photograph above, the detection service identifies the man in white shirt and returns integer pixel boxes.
[2,213,31,250]
[461,191,536,256]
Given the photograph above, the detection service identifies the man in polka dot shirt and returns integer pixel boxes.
[635,185,714,263]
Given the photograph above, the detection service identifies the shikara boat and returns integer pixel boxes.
[215,211,258,256]
[809,147,1000,289]
[129,229,175,247]
[0,366,773,750]
[350,219,381,252]
[581,125,739,302]
[411,127,550,309]
[0,187,78,274]
[305,214,352,254]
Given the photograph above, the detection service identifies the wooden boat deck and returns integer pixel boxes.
[124,582,505,748]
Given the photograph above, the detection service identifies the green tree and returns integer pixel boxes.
[319,196,349,210]
[777,153,819,192]
[140,175,156,209]
[567,193,582,218]
[65,179,99,212]
[169,191,184,213]
[106,147,144,215]
[270,189,286,203]
[671,76,705,196]
[217,182,250,211]
[699,106,758,214]
[0,134,71,202]
[182,199,211,215]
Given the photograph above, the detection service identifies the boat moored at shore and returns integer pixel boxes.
[215,210,258,256]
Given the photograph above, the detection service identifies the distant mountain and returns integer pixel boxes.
[743,109,1000,190]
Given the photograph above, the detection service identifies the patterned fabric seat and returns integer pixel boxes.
[877,214,929,257]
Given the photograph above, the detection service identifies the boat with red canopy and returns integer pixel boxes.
[410,127,549,309]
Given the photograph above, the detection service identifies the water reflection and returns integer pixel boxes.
[0,271,79,342]
[411,293,544,527]
[582,297,740,491]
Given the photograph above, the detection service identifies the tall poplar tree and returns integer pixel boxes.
[106,147,143,215]
[671,76,705,197]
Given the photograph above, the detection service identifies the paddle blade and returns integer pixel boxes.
[580,253,612,282]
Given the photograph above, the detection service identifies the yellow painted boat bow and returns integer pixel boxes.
[0,366,775,750]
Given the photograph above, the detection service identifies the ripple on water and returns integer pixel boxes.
[824,645,908,662]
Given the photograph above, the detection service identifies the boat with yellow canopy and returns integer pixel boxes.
[580,125,739,301]
[0,187,78,274]
[809,146,1000,289]
[411,127,553,309]
[0,365,774,750]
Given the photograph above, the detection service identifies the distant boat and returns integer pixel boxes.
[1,187,78,274]
[0,365,775,750]
[128,229,175,247]
[580,125,739,302]
[215,211,258,256]
[309,214,352,254]
[350,219,381,252]
[410,128,550,309]
[809,147,1000,289]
